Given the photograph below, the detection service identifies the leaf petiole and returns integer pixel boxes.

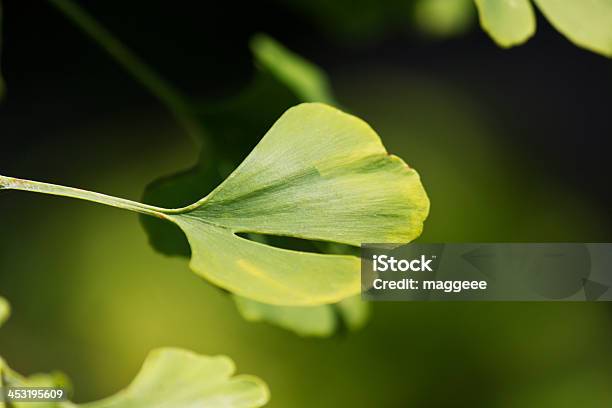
[0,175,170,219]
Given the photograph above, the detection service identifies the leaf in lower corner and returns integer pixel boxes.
[474,0,536,48]
[533,0,612,57]
[80,348,269,408]
[0,348,269,408]
[166,103,429,305]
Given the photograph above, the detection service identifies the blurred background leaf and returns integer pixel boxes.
[0,297,8,327]
[533,0,612,57]
[475,0,612,56]
[414,0,475,38]
[474,0,536,47]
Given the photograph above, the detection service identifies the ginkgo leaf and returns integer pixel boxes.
[179,103,427,246]
[234,294,369,336]
[141,34,372,332]
[533,0,612,57]
[0,103,429,306]
[0,348,269,408]
[335,294,370,331]
[234,295,336,336]
[474,0,536,47]
[142,34,337,257]
[165,103,429,305]
[80,348,269,408]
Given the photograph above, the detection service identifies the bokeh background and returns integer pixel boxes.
[1,1,612,407]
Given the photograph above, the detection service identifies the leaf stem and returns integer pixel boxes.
[0,175,170,219]
[47,0,205,146]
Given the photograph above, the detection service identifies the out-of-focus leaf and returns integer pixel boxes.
[235,294,368,336]
[414,0,475,38]
[251,34,335,103]
[166,103,428,305]
[279,0,414,41]
[474,0,536,47]
[533,0,612,57]
[235,296,336,336]
[335,295,370,331]
[0,297,8,327]
[0,349,269,408]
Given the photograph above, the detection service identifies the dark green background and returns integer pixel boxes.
[1,1,612,406]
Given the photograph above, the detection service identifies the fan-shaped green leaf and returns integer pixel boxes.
[474,0,536,47]
[140,35,370,332]
[165,103,428,305]
[533,0,612,57]
[142,34,336,257]
[178,103,427,246]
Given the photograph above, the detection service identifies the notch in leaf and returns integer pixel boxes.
[0,103,429,306]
